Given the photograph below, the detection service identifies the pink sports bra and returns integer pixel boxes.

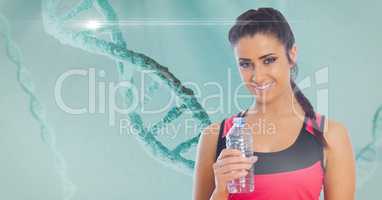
[215,111,326,200]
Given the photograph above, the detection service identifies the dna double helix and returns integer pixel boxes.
[42,0,211,175]
[356,106,382,188]
[0,0,380,199]
[0,13,76,200]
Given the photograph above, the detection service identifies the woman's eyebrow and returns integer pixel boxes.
[238,53,275,62]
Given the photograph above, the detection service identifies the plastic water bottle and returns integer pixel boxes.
[225,117,255,193]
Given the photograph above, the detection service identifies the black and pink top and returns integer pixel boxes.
[215,110,326,200]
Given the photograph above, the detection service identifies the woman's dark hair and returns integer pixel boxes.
[228,7,328,147]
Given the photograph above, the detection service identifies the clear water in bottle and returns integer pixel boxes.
[225,117,255,193]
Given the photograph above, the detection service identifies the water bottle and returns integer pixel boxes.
[225,117,255,193]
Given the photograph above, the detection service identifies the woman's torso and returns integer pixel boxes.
[215,111,326,200]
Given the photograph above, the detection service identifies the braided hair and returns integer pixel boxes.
[228,8,328,147]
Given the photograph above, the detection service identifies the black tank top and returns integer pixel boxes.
[215,110,326,174]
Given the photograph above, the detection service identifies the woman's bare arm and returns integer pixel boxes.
[323,119,356,199]
[192,122,227,200]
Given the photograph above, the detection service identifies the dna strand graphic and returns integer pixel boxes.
[356,105,382,188]
[42,0,211,177]
[0,14,77,200]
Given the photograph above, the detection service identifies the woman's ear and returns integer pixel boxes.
[289,44,298,67]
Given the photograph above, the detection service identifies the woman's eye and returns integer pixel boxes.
[264,57,277,65]
[239,62,252,69]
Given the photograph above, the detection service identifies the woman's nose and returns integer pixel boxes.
[252,66,267,82]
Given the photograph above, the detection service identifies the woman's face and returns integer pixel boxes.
[233,33,297,104]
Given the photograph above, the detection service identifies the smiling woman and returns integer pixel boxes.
[193,7,355,200]
[234,34,291,101]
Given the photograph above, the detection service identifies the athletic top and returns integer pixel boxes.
[215,110,326,200]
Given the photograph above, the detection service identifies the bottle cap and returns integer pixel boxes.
[233,117,246,126]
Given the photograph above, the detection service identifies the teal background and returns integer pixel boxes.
[0,0,381,199]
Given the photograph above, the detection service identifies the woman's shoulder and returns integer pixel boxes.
[322,117,355,193]
[322,117,351,150]
[201,122,221,137]
[198,119,229,150]
[198,122,222,150]
[195,122,223,168]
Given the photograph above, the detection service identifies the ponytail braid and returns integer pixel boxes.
[290,79,328,147]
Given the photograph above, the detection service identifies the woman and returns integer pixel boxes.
[192,7,355,200]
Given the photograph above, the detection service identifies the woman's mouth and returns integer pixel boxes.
[250,81,275,94]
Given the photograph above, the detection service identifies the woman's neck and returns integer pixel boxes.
[248,86,305,120]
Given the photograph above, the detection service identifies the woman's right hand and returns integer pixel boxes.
[212,149,258,196]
